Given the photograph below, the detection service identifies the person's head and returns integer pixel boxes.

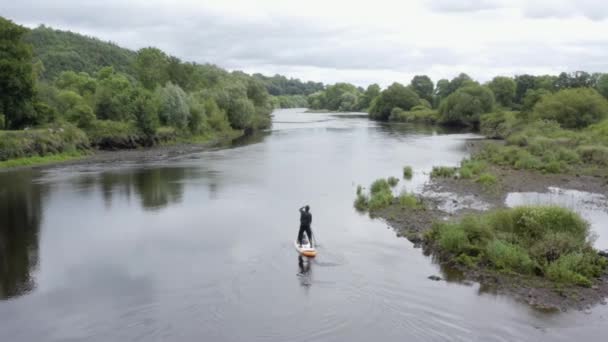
[305,205,310,212]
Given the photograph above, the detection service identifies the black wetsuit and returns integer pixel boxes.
[298,208,313,247]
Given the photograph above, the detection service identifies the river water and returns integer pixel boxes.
[1,108,607,341]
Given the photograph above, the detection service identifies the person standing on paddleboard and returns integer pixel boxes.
[298,205,313,248]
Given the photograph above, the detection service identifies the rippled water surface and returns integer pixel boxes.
[1,109,607,341]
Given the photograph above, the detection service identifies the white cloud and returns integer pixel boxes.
[3,0,608,87]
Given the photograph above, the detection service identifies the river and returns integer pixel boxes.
[1,108,607,341]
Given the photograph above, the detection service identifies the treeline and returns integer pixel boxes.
[309,72,608,126]
[0,17,285,160]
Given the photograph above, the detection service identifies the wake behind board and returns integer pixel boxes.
[294,240,317,257]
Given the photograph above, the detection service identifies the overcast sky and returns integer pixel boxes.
[4,0,608,87]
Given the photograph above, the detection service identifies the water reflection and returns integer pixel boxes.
[88,167,191,211]
[0,171,45,299]
[297,256,313,287]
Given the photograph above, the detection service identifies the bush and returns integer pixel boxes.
[370,178,391,194]
[546,253,596,287]
[403,166,413,179]
[480,111,516,139]
[577,145,608,166]
[424,206,605,285]
[387,176,399,187]
[368,189,393,211]
[86,120,143,149]
[533,88,608,129]
[476,173,497,188]
[459,159,487,178]
[436,224,470,254]
[0,124,89,161]
[431,166,457,178]
[398,192,420,209]
[485,240,535,274]
[354,193,369,211]
[388,107,440,124]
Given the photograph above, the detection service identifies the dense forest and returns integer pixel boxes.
[0,17,322,162]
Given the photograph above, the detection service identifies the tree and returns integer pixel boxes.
[488,76,516,108]
[596,74,608,99]
[134,47,170,89]
[157,82,190,129]
[94,68,135,121]
[533,88,608,129]
[410,75,434,103]
[0,18,35,129]
[132,89,159,137]
[522,88,551,113]
[439,85,494,126]
[357,84,381,111]
[369,83,421,120]
[514,74,537,104]
[447,73,475,95]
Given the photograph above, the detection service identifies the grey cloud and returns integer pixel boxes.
[426,0,506,13]
[522,1,608,21]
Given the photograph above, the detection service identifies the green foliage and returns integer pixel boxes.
[368,189,393,211]
[435,224,470,254]
[431,166,457,178]
[24,25,136,80]
[274,95,309,108]
[398,192,421,209]
[94,68,136,122]
[252,73,324,96]
[357,84,381,111]
[459,159,487,178]
[522,88,551,113]
[410,75,434,103]
[545,253,606,287]
[369,83,421,120]
[480,111,516,139]
[370,178,391,194]
[307,83,361,112]
[485,240,535,274]
[86,120,141,149]
[439,85,494,126]
[0,150,84,169]
[403,166,413,179]
[0,114,4,129]
[0,125,89,161]
[476,172,497,188]
[157,82,190,129]
[533,88,608,128]
[596,74,608,99]
[488,76,516,108]
[134,47,170,89]
[0,18,35,129]
[576,145,608,166]
[388,107,440,124]
[132,89,160,137]
[356,185,363,195]
[387,176,399,187]
[354,193,369,211]
[426,206,605,286]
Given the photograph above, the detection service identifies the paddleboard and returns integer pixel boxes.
[294,240,317,257]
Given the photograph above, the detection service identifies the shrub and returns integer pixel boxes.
[387,176,399,187]
[368,189,393,211]
[389,107,440,124]
[577,145,608,166]
[546,253,595,287]
[431,166,457,178]
[476,173,497,188]
[480,111,516,139]
[403,166,413,179]
[485,240,535,274]
[437,224,470,254]
[370,178,391,194]
[86,120,143,149]
[398,192,420,209]
[354,193,369,211]
[369,83,421,120]
[533,88,608,129]
[459,159,487,178]
[0,125,89,161]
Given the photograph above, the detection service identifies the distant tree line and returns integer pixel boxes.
[307,70,608,129]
